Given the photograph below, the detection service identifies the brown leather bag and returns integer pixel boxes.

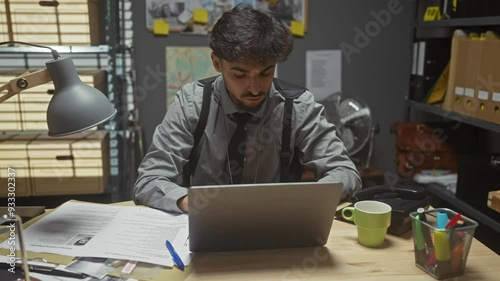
[391,122,477,177]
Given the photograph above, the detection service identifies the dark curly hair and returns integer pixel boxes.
[209,5,293,63]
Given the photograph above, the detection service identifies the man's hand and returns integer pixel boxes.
[177,195,188,213]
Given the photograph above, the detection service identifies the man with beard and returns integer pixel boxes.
[134,5,361,213]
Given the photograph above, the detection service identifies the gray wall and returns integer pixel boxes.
[132,0,413,175]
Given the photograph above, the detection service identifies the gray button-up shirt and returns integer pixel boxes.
[133,76,361,213]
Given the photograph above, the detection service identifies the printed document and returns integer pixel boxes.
[0,201,188,267]
[306,50,342,101]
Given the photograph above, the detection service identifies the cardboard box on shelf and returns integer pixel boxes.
[0,131,109,197]
[490,93,500,124]
[0,135,33,197]
[460,34,482,117]
[478,31,500,124]
[0,94,22,131]
[0,135,31,159]
[476,31,500,124]
[445,30,500,125]
[0,159,31,197]
[0,3,9,42]
[448,32,481,117]
[28,131,109,196]
[2,0,102,46]
[443,30,468,112]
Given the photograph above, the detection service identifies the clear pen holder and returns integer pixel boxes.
[410,208,478,280]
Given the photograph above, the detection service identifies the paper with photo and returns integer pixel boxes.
[0,201,188,267]
[85,205,188,266]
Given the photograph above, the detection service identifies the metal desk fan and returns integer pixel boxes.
[321,93,379,170]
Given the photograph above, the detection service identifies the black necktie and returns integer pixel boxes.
[224,112,252,184]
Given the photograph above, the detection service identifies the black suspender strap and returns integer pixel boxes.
[183,76,217,186]
[192,77,215,149]
[280,97,294,182]
[273,78,306,182]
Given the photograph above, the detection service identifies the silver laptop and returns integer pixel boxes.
[188,182,343,252]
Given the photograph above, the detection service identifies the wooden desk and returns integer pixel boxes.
[185,217,500,281]
[2,201,498,281]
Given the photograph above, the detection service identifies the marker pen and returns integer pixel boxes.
[417,208,434,249]
[436,212,449,229]
[414,215,427,266]
[434,230,451,277]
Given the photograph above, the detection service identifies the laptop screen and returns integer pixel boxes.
[188,182,343,252]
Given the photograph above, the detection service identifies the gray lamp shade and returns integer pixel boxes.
[45,57,117,136]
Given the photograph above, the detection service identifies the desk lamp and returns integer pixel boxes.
[0,41,117,136]
[0,41,117,281]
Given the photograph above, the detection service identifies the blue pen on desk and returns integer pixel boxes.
[166,240,185,271]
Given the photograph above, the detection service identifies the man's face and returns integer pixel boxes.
[211,53,276,111]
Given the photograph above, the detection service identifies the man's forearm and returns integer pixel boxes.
[133,177,188,213]
[319,167,362,200]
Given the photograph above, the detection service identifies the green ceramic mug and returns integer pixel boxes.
[341,200,392,247]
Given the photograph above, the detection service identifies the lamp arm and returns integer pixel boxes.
[0,69,51,104]
[0,215,31,281]
[0,82,15,104]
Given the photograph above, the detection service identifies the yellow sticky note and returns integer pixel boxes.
[423,6,441,21]
[153,19,169,35]
[290,21,305,37]
[193,9,208,24]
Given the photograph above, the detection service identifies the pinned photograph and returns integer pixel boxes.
[146,0,187,31]
[256,0,307,27]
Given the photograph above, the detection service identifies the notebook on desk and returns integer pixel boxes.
[188,182,343,252]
